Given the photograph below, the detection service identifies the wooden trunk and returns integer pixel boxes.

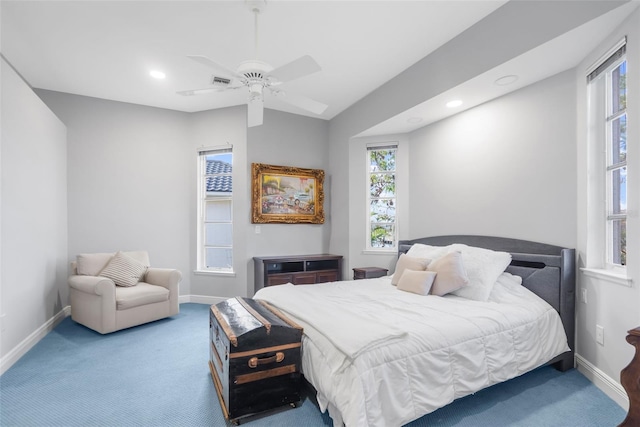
[209,297,303,424]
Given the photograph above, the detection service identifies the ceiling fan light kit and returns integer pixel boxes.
[177,0,327,127]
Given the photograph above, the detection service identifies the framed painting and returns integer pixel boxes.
[251,163,325,224]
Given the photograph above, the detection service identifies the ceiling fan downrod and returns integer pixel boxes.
[246,0,266,60]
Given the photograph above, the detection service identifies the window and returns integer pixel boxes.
[606,59,627,266]
[366,144,397,250]
[587,41,627,268]
[198,147,233,272]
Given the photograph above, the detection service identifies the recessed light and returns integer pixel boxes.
[494,75,518,86]
[446,100,463,108]
[407,117,423,124]
[149,70,166,79]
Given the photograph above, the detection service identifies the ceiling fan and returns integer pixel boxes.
[177,0,328,127]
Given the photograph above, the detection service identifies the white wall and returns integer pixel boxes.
[344,71,578,274]
[408,70,577,248]
[247,109,329,254]
[1,58,67,366]
[188,106,249,299]
[35,90,194,296]
[33,93,330,299]
[575,7,640,408]
[190,108,330,298]
[246,109,330,292]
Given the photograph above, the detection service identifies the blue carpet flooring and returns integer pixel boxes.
[0,303,627,426]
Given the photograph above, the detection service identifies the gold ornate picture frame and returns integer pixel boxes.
[251,163,325,224]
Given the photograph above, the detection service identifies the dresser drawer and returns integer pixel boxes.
[291,272,316,284]
[316,270,339,283]
[267,274,294,286]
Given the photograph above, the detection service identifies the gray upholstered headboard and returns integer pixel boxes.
[398,235,576,371]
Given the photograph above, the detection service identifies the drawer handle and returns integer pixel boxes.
[248,352,284,368]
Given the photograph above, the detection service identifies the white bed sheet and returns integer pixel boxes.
[254,275,569,427]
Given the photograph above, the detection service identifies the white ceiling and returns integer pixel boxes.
[1,1,638,136]
[359,1,639,137]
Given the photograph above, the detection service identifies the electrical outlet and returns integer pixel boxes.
[581,288,587,304]
[255,225,261,234]
[596,325,604,345]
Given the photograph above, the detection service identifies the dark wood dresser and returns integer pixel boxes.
[209,297,303,424]
[619,326,640,427]
[254,254,343,292]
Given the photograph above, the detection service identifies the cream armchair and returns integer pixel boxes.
[68,251,181,334]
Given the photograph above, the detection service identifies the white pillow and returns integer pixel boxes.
[498,271,522,287]
[448,244,512,301]
[391,254,430,286]
[428,251,469,296]
[406,243,448,260]
[397,270,437,296]
[488,272,525,303]
[99,251,148,287]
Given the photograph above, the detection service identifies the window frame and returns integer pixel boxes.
[197,146,234,274]
[604,57,627,270]
[586,40,627,273]
[365,143,398,252]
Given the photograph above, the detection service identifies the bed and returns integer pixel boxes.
[254,235,576,426]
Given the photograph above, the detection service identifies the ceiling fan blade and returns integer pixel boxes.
[269,55,321,83]
[187,55,240,79]
[277,91,328,115]
[247,98,264,127]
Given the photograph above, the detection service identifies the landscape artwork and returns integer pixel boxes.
[251,163,325,224]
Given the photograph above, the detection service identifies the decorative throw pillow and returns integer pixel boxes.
[99,251,148,287]
[428,251,469,296]
[448,244,512,302]
[391,254,430,286]
[76,251,150,276]
[397,270,437,296]
[121,250,151,268]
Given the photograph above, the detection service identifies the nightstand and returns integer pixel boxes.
[353,267,388,280]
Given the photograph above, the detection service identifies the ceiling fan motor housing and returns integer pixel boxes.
[238,59,275,98]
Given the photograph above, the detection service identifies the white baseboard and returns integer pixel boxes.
[0,305,71,376]
[575,353,629,410]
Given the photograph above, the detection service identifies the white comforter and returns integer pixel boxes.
[254,275,569,427]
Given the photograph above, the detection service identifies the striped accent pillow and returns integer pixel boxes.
[99,251,148,287]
